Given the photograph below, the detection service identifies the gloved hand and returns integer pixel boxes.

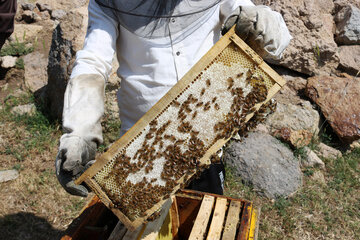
[55,73,106,197]
[55,135,97,197]
[222,5,292,61]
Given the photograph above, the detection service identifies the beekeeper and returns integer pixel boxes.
[55,0,292,197]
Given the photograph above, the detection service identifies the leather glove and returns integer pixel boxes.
[222,5,292,61]
[55,74,106,197]
[55,135,97,197]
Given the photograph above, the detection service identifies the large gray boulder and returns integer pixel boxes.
[224,132,302,199]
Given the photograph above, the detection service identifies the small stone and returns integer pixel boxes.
[302,147,325,169]
[310,171,326,184]
[22,10,36,23]
[11,104,36,116]
[40,11,51,20]
[289,130,313,148]
[36,3,52,13]
[0,56,17,68]
[21,3,35,11]
[23,52,48,93]
[315,143,342,159]
[0,170,19,183]
[1,83,9,91]
[51,9,67,20]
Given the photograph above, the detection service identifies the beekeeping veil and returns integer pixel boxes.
[95,0,222,39]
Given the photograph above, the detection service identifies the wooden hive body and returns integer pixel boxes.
[76,27,286,231]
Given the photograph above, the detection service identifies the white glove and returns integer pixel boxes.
[222,5,292,61]
[55,135,96,197]
[55,74,105,197]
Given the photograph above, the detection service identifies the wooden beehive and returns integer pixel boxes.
[62,190,260,240]
[75,26,285,231]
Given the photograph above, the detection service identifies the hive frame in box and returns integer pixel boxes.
[75,26,286,231]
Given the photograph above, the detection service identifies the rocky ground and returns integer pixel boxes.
[0,0,359,239]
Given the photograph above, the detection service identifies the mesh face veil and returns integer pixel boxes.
[95,0,222,39]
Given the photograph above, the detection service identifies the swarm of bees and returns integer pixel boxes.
[97,61,275,221]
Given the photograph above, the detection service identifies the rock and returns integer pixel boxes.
[310,171,326,184]
[21,3,35,11]
[350,140,360,149]
[224,132,302,199]
[273,128,313,148]
[282,75,308,94]
[315,143,342,159]
[0,170,19,183]
[22,10,36,23]
[1,83,9,91]
[23,52,48,93]
[36,3,52,13]
[253,0,339,75]
[45,7,88,119]
[302,147,326,169]
[266,100,320,134]
[51,9,67,20]
[335,5,360,45]
[40,10,51,20]
[0,56,17,68]
[338,45,360,75]
[11,24,43,41]
[11,104,36,116]
[254,123,269,134]
[306,76,360,143]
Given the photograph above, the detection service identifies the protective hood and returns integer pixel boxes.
[95,0,222,39]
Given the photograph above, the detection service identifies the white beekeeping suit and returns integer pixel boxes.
[55,0,292,196]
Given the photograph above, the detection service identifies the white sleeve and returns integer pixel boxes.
[220,0,255,23]
[70,0,119,81]
[62,0,119,145]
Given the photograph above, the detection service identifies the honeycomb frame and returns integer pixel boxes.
[75,27,286,231]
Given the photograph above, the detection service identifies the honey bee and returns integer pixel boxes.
[214,103,220,110]
[196,102,203,107]
[212,97,217,103]
[192,111,198,119]
[206,79,211,87]
[149,119,158,126]
[227,77,234,90]
[173,100,180,107]
[200,88,206,96]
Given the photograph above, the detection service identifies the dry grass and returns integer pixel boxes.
[0,93,91,240]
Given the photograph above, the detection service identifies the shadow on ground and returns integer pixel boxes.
[0,212,64,240]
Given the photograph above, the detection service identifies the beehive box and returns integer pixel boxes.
[62,190,260,240]
[75,26,285,231]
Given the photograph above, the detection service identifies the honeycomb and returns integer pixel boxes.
[89,39,278,222]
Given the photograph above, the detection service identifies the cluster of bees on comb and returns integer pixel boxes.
[98,62,276,222]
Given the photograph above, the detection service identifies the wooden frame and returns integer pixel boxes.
[75,26,285,231]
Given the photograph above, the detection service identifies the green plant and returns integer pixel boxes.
[0,36,34,57]
[313,44,321,65]
[15,58,24,69]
